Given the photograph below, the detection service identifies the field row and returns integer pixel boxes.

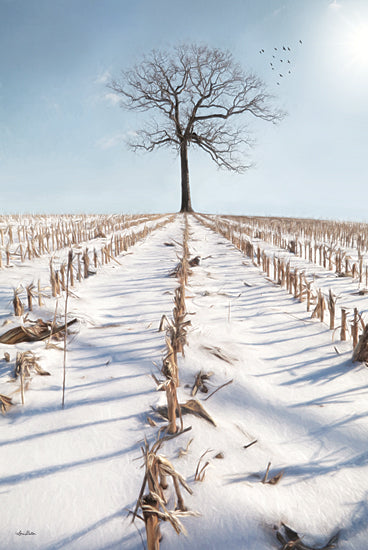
[0,213,167,268]
[198,213,368,361]
[2,214,368,549]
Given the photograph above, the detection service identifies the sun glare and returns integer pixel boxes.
[344,21,368,68]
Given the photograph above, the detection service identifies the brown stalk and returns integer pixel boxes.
[327,289,336,330]
[352,307,359,349]
[340,308,347,341]
[133,432,196,549]
[262,461,271,483]
[162,338,179,386]
[158,314,170,332]
[203,379,233,401]
[77,252,82,282]
[19,359,25,405]
[194,449,212,481]
[243,439,258,450]
[50,259,57,297]
[191,370,212,396]
[0,394,13,415]
[141,493,161,550]
[38,279,43,307]
[262,461,284,485]
[62,250,73,409]
[13,288,24,317]
[83,248,89,278]
[26,283,34,311]
[166,378,179,434]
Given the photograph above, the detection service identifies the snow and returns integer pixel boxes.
[2,214,368,549]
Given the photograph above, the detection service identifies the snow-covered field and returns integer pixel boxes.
[2,214,368,549]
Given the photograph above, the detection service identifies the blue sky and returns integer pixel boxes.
[0,0,367,219]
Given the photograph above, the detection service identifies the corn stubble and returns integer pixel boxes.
[197,213,368,361]
[158,216,192,433]
[0,214,174,419]
[14,351,50,405]
[132,434,198,550]
[276,522,339,550]
[137,214,207,548]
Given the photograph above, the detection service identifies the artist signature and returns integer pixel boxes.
[16,530,36,536]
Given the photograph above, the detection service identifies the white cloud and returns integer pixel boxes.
[95,133,126,150]
[94,69,112,85]
[96,130,138,150]
[103,92,121,106]
[272,5,286,17]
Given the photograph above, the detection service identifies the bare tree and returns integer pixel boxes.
[109,43,284,212]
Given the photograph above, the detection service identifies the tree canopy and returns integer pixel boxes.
[110,43,284,211]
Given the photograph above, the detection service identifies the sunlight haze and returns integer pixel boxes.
[0,0,367,219]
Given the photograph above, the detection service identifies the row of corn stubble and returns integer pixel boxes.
[198,214,368,364]
[0,215,174,413]
[132,214,212,550]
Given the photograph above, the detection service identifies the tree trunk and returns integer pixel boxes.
[180,141,193,212]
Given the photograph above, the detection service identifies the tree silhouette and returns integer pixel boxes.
[110,43,284,212]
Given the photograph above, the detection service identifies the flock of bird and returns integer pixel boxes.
[259,40,303,86]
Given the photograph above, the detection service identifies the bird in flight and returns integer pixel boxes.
[257,40,302,87]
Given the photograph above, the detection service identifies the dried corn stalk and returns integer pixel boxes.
[352,308,360,349]
[262,461,284,485]
[153,398,216,427]
[26,283,35,311]
[276,522,339,549]
[157,378,182,434]
[340,308,347,341]
[327,289,336,330]
[194,449,212,482]
[311,289,325,322]
[13,287,24,317]
[0,318,77,345]
[161,338,179,386]
[15,351,50,378]
[352,323,368,363]
[132,433,198,550]
[191,370,214,396]
[0,394,13,414]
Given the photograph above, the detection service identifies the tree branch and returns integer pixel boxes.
[109,43,285,172]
